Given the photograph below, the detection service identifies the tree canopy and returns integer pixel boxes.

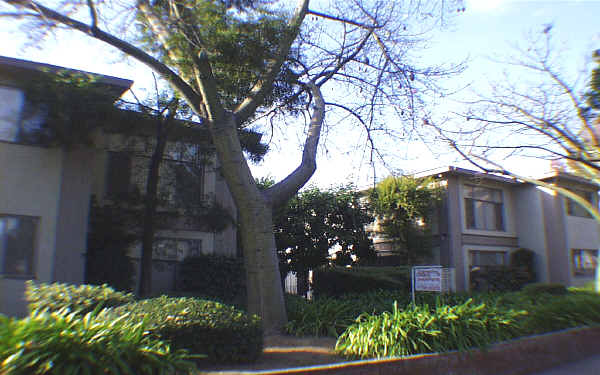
[2,0,465,332]
[369,175,442,265]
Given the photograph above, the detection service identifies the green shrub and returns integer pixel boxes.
[312,266,410,297]
[521,283,568,296]
[336,299,525,359]
[0,309,195,375]
[25,281,134,315]
[113,296,262,363]
[520,292,600,334]
[179,255,245,306]
[285,294,359,337]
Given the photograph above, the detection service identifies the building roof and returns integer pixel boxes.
[0,55,133,100]
[415,166,598,191]
[414,166,519,185]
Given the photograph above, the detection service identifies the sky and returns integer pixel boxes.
[1,0,599,189]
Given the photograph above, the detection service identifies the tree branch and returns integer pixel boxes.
[264,83,324,207]
[234,0,309,125]
[5,0,204,116]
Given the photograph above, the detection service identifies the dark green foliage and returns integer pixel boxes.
[510,247,537,284]
[584,49,600,117]
[25,281,134,315]
[0,309,195,375]
[470,266,531,292]
[521,283,568,296]
[21,71,124,147]
[336,299,525,359]
[285,289,488,338]
[369,176,443,265]
[179,255,246,306]
[284,294,359,337]
[311,266,410,297]
[519,292,600,335]
[113,296,263,363]
[274,186,375,282]
[138,0,304,115]
[85,196,137,291]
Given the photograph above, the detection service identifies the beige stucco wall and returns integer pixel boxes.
[52,149,94,285]
[565,211,599,287]
[514,185,550,283]
[0,142,63,316]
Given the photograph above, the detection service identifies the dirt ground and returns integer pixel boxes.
[197,335,347,374]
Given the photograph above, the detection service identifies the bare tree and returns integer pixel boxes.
[431,29,600,291]
[2,0,464,332]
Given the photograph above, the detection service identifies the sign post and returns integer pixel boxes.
[411,265,443,304]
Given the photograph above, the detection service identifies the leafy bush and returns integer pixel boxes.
[0,309,195,375]
[521,283,568,296]
[285,294,358,337]
[519,292,600,334]
[312,266,410,297]
[179,255,245,306]
[25,281,134,315]
[113,296,262,363]
[336,299,525,359]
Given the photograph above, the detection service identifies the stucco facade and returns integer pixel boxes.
[0,56,238,316]
[421,167,599,291]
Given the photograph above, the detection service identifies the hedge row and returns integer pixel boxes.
[0,309,194,375]
[6,282,264,370]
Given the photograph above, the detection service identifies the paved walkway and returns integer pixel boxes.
[528,355,600,375]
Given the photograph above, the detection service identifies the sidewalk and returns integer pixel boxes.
[528,355,600,375]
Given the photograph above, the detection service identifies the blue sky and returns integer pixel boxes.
[1,0,599,188]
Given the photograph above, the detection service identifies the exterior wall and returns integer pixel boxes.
[91,135,239,294]
[513,185,550,283]
[564,205,599,287]
[52,149,94,284]
[0,143,63,316]
[445,175,465,290]
[450,175,520,291]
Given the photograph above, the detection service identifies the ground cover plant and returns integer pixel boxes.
[285,286,600,359]
[0,309,195,375]
[113,296,263,363]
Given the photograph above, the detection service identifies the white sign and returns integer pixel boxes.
[414,267,442,292]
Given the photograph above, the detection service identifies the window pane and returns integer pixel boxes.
[572,249,597,276]
[0,86,24,142]
[464,185,504,231]
[1,216,37,276]
[567,189,594,218]
[105,152,132,196]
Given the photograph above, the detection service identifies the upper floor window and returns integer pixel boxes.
[0,86,47,145]
[572,249,597,277]
[566,188,595,218]
[0,215,38,277]
[105,151,133,197]
[464,185,504,231]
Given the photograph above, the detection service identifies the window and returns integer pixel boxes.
[0,215,38,277]
[566,189,595,218]
[152,238,202,261]
[572,249,597,276]
[464,185,504,231]
[469,250,507,291]
[0,86,47,144]
[469,250,507,270]
[105,151,132,196]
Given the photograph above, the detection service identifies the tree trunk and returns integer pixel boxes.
[208,112,287,334]
[237,197,288,334]
[138,127,168,297]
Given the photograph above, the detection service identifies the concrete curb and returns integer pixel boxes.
[208,326,600,375]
